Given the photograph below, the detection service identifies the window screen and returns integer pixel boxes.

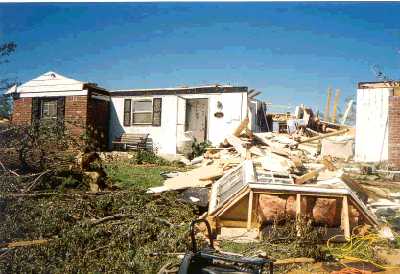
[152,98,162,126]
[41,99,58,119]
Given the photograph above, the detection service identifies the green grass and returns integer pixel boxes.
[105,160,188,189]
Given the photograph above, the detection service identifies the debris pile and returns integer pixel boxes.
[145,107,400,271]
[149,108,399,245]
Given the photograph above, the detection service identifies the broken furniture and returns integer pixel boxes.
[112,133,150,151]
[177,219,273,274]
[208,160,378,241]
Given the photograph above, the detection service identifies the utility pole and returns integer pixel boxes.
[324,87,332,121]
[331,89,341,123]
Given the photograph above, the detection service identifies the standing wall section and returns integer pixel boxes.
[64,95,88,138]
[388,96,400,168]
[11,97,32,125]
[355,88,392,162]
[86,90,110,150]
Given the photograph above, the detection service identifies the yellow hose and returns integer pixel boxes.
[326,226,400,270]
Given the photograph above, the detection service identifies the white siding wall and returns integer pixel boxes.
[110,95,178,154]
[355,88,393,162]
[109,92,247,154]
[179,92,247,146]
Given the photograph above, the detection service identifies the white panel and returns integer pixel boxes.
[14,71,84,94]
[355,88,393,162]
[18,84,84,93]
[19,90,88,97]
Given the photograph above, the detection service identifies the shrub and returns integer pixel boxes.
[190,140,211,159]
[133,150,171,166]
[0,120,86,172]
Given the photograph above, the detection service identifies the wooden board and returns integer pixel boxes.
[164,164,223,190]
[225,135,247,158]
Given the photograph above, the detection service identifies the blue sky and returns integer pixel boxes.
[1,2,399,112]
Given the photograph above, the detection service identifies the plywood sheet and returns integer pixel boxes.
[163,164,223,190]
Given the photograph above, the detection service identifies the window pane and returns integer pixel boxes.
[41,99,58,118]
[134,100,152,112]
[133,112,152,124]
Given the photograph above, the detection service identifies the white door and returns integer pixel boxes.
[185,98,208,142]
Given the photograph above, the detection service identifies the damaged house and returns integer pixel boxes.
[6,71,267,154]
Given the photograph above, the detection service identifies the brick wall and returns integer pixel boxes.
[11,94,109,149]
[11,97,32,125]
[388,96,400,168]
[65,95,88,137]
[87,95,109,149]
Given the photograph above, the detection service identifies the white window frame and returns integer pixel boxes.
[132,99,153,125]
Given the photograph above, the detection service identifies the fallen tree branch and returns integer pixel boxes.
[90,214,135,226]
[0,239,48,249]
[2,192,81,198]
[23,170,51,193]
[89,214,176,227]
[2,190,135,199]
[0,158,19,176]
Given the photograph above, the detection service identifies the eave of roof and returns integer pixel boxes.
[358,81,400,89]
[110,85,248,97]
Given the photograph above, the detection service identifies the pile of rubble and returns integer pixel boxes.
[149,109,400,245]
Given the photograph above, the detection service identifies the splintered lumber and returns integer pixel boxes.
[0,239,48,249]
[295,170,319,185]
[164,165,223,190]
[297,128,349,144]
[322,156,337,171]
[249,146,266,157]
[233,117,249,137]
[341,99,354,125]
[225,135,247,158]
[253,133,291,156]
[261,152,294,173]
[324,87,332,121]
[270,146,290,157]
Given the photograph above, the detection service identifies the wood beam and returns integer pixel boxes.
[341,196,350,240]
[296,194,301,236]
[247,191,254,230]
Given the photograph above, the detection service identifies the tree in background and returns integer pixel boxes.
[0,42,17,119]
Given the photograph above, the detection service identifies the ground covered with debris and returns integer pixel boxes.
[2,115,400,273]
[0,186,199,273]
[0,124,200,273]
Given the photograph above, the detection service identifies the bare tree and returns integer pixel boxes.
[0,42,17,118]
